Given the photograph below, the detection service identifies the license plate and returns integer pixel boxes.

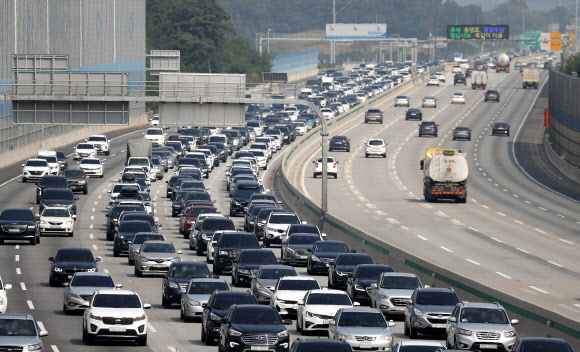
[8,229,20,233]
[360,342,373,349]
[480,345,498,349]
[431,323,447,328]
[50,225,62,229]
[393,306,405,311]
[251,346,269,351]
[109,327,127,333]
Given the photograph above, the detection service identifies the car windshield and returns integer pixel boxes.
[380,276,421,289]
[336,255,373,266]
[118,222,151,233]
[219,235,259,248]
[214,295,255,309]
[269,214,299,224]
[240,251,276,264]
[80,159,101,165]
[398,346,445,352]
[339,312,387,327]
[189,208,216,217]
[71,275,114,287]
[39,156,57,163]
[43,189,74,200]
[133,234,163,244]
[141,242,175,253]
[258,268,296,280]
[186,192,211,201]
[288,225,318,234]
[0,209,34,221]
[202,219,234,231]
[416,292,460,306]
[92,294,141,308]
[315,242,347,253]
[307,293,351,305]
[64,170,85,178]
[460,308,509,324]
[55,250,94,262]
[111,206,144,217]
[146,129,162,135]
[26,160,48,167]
[357,266,393,278]
[88,136,106,142]
[278,279,320,291]
[368,140,383,146]
[169,264,210,278]
[42,208,70,217]
[289,235,319,245]
[234,187,260,197]
[233,308,281,324]
[188,281,229,294]
[41,177,67,187]
[77,144,94,149]
[0,319,37,336]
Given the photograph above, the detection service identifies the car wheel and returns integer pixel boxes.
[162,295,171,309]
[313,173,316,178]
[83,328,95,345]
[334,174,338,179]
[507,132,510,137]
[63,303,70,315]
[410,323,418,339]
[29,238,36,246]
[22,178,27,183]
[380,120,383,124]
[365,153,369,158]
[113,247,119,257]
[215,263,223,275]
[137,334,147,346]
[129,258,135,265]
[453,137,456,141]
[135,267,142,277]
[296,316,302,332]
[201,326,207,343]
[419,133,422,137]
[196,245,204,256]
[383,153,387,158]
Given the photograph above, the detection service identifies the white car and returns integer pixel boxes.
[22,158,51,183]
[434,72,446,82]
[264,212,301,247]
[297,289,358,332]
[356,93,368,104]
[452,66,462,74]
[394,95,410,107]
[144,128,165,147]
[320,108,335,120]
[74,143,97,160]
[254,138,275,155]
[283,107,299,120]
[0,275,12,313]
[270,276,321,316]
[365,139,387,158]
[451,92,466,104]
[36,151,61,175]
[85,135,110,155]
[294,122,308,136]
[82,289,151,345]
[79,158,105,178]
[427,77,440,86]
[312,156,338,178]
[150,115,160,127]
[248,149,268,170]
[39,206,76,236]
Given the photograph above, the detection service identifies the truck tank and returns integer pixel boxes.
[496,53,510,73]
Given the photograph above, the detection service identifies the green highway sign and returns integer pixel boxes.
[519,34,540,39]
[519,41,540,46]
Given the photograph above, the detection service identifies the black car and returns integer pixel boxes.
[117,212,160,232]
[56,151,68,171]
[329,136,351,152]
[245,203,277,232]
[511,338,573,352]
[192,217,236,255]
[230,180,262,216]
[173,190,212,217]
[464,68,472,78]
[48,247,101,286]
[35,175,69,204]
[232,249,278,287]
[165,175,195,198]
[207,142,228,163]
[113,220,152,257]
[39,188,78,215]
[0,208,40,245]
[405,108,423,121]
[218,305,291,352]
[281,233,321,265]
[105,203,146,240]
[201,291,258,345]
[306,240,351,275]
[328,253,374,290]
[161,261,213,308]
[346,264,394,303]
[290,339,353,352]
[453,74,466,85]
[453,126,472,141]
[485,90,500,102]
[63,169,88,194]
[213,232,261,275]
[492,122,510,136]
[418,121,439,137]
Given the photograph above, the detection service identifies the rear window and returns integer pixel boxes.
[202,218,235,231]
[368,140,384,146]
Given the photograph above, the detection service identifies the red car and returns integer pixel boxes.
[179,205,219,237]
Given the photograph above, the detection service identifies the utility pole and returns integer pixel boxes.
[522,8,525,34]
[267,28,271,54]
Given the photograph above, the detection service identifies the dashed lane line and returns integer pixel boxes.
[496,272,512,279]
[27,300,35,309]
[20,282,26,291]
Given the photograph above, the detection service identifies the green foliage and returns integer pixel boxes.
[561,54,580,75]
[146,0,270,80]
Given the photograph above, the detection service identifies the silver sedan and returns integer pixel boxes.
[180,278,230,322]
[134,240,181,276]
[63,272,122,314]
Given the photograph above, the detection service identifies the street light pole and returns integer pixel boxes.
[267,29,271,54]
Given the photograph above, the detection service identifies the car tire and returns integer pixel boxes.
[83,329,95,345]
[334,174,338,179]
[215,263,223,275]
[69,232,73,237]
[453,137,456,141]
[202,326,208,343]
[383,154,387,158]
[129,258,135,266]
[135,267,142,277]
[410,324,418,339]
[113,247,119,257]
[162,296,171,309]
[365,153,369,158]
[22,178,27,183]
[137,334,147,346]
[63,303,70,315]
[313,173,316,178]
[196,246,203,256]
[30,238,36,246]
[507,132,510,137]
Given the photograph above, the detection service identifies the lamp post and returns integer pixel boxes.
[267,29,271,54]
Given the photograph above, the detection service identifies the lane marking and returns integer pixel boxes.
[496,272,512,279]
[516,248,530,254]
[38,321,46,331]
[534,228,546,234]
[148,323,157,332]
[466,259,481,265]
[559,238,573,244]
[417,235,428,241]
[15,245,19,249]
[16,268,21,275]
[529,286,549,294]
[92,245,98,251]
[103,269,110,274]
[15,255,19,262]
[538,207,547,211]
[401,226,408,230]
[497,212,506,216]
[491,237,503,243]
[89,224,93,229]
[548,261,564,268]
[27,300,35,309]
[20,282,26,291]
[514,220,524,224]
[51,346,60,352]
[440,246,453,253]
[557,214,566,218]
[89,234,94,239]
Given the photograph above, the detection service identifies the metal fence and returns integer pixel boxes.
[548,70,580,168]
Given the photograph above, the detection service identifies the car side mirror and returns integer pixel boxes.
[371,283,378,289]
[105,214,110,217]
[143,303,152,309]
[388,321,396,327]
[95,257,102,263]
[448,317,457,323]
[350,249,357,253]
[39,330,49,337]
[283,319,292,326]
[312,160,315,163]
[202,303,208,308]
[177,250,183,254]
[4,284,11,290]
[115,284,124,288]
[511,319,519,325]
[48,257,55,262]
[165,180,169,183]
[353,302,361,306]
[35,216,40,221]
[329,320,336,326]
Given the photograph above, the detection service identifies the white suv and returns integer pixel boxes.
[22,158,51,183]
[86,135,110,155]
[144,128,165,147]
[0,275,12,313]
[312,156,338,178]
[74,143,97,160]
[82,289,151,346]
[365,139,387,158]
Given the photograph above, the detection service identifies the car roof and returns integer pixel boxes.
[233,304,276,311]
[280,276,318,281]
[57,247,91,253]
[379,272,417,278]
[308,289,347,295]
[72,272,111,277]
[397,341,445,347]
[417,287,455,293]
[172,261,207,267]
[459,301,503,309]
[340,307,383,313]
[258,265,295,270]
[0,313,34,320]
[142,240,172,245]
[96,289,137,295]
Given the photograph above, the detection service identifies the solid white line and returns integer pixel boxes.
[89,234,94,239]
[16,268,21,275]
[148,323,157,332]
[15,255,19,262]
[514,220,524,224]
[440,246,453,253]
[20,282,26,291]
[516,248,530,254]
[417,235,428,241]
[51,346,60,352]
[534,228,546,234]
[529,286,549,294]
[496,272,512,279]
[27,300,35,309]
[548,260,564,268]
[559,238,573,244]
[491,237,503,243]
[466,259,481,265]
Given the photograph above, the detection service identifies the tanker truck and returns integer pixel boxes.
[420,148,468,203]
[495,53,510,73]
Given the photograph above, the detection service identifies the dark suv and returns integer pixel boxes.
[213,232,261,275]
[404,287,460,338]
[63,169,89,194]
[36,175,69,204]
[230,180,262,216]
[201,291,258,345]
[192,217,236,256]
[345,264,394,303]
[0,208,40,245]
[231,249,278,287]
[105,203,146,240]
[418,121,439,137]
[218,305,291,352]
[485,90,500,102]
[328,253,374,290]
[161,261,213,308]
[306,240,351,275]
[453,74,466,85]
[39,188,78,215]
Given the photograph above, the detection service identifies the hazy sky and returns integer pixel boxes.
[454,0,575,11]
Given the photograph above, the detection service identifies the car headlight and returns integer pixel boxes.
[276,330,289,337]
[134,314,147,321]
[68,291,81,299]
[286,247,296,253]
[188,300,201,306]
[87,268,96,272]
[28,343,42,351]
[413,308,425,316]
[53,267,63,272]
[65,220,74,225]
[40,220,47,225]
[171,257,181,262]
[201,234,209,240]
[139,257,149,262]
[229,329,243,337]
[27,225,36,230]
[354,284,365,291]
[89,313,102,320]
[504,330,516,337]
[169,282,180,289]
[378,292,389,299]
[237,268,250,274]
[219,251,228,255]
[336,271,348,276]
[338,334,354,341]
[377,335,393,341]
[210,313,222,321]
[458,328,472,336]
[311,255,321,262]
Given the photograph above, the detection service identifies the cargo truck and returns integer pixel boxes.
[522,68,540,89]
[126,139,154,180]
[471,71,487,89]
[420,148,468,203]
